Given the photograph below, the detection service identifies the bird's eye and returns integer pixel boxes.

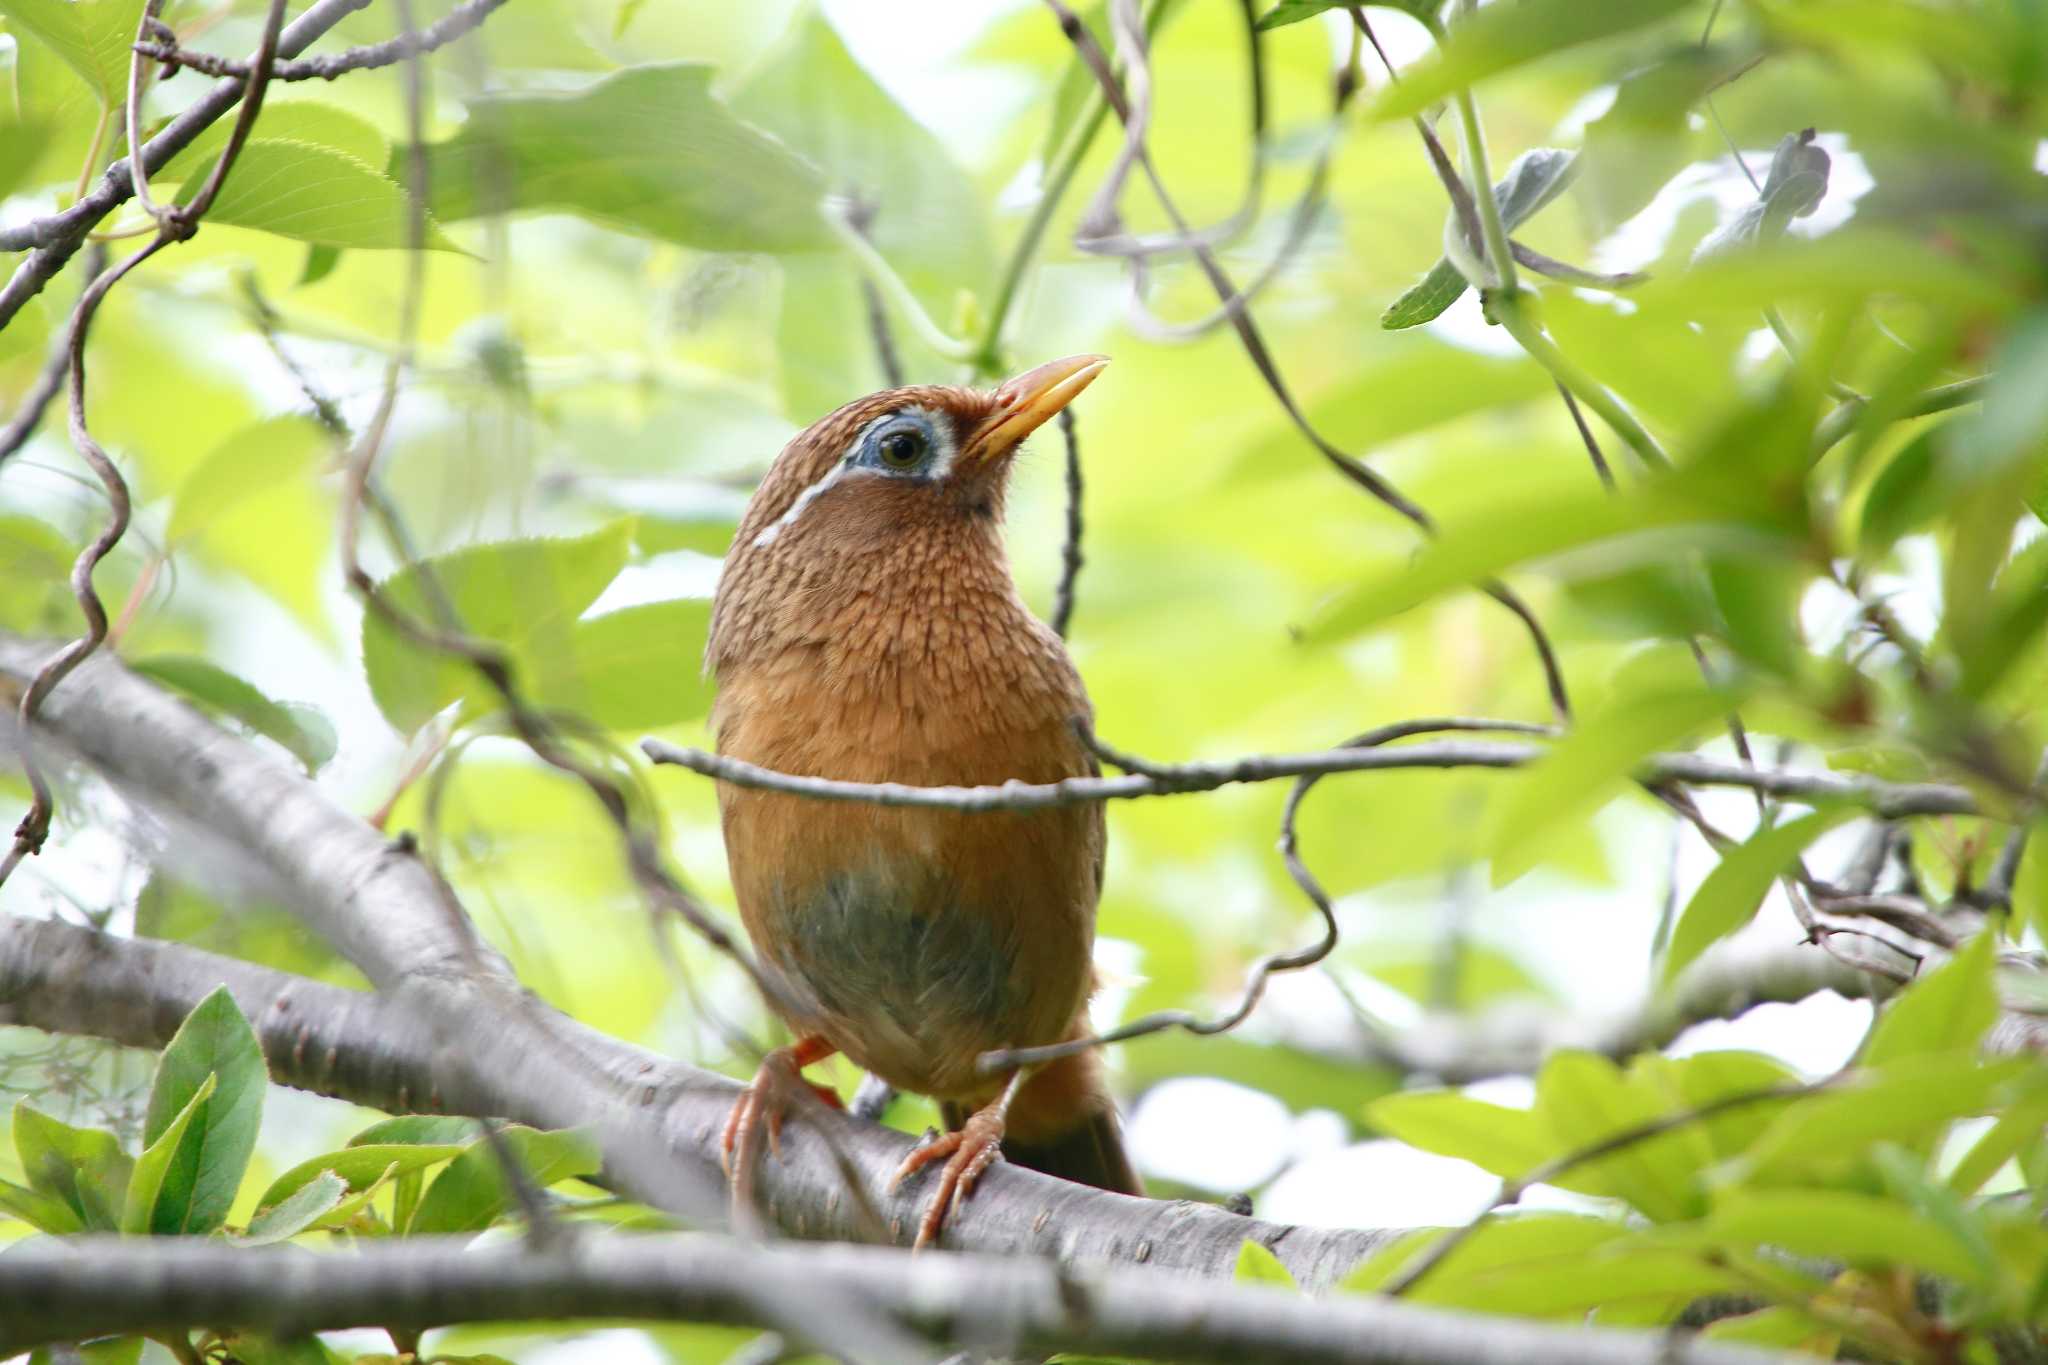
[876,426,927,470]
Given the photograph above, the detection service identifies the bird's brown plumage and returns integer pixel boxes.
[707,359,1139,1244]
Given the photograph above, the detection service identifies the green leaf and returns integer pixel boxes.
[1577,42,1759,234]
[1383,148,1577,329]
[1699,1190,1987,1286]
[0,0,146,104]
[1948,1079,2048,1196]
[1743,1057,2028,1179]
[121,1071,217,1235]
[1706,555,1804,677]
[347,1115,483,1147]
[178,138,463,251]
[359,520,634,734]
[1307,480,1757,643]
[1234,1238,1300,1288]
[12,1101,131,1231]
[1486,685,1734,886]
[1858,422,1948,551]
[1257,0,1436,31]
[141,986,267,1235]
[240,1169,348,1245]
[1701,1305,1839,1353]
[167,416,333,546]
[424,63,827,252]
[554,599,715,731]
[130,656,337,774]
[0,513,78,636]
[159,101,391,183]
[1365,1091,1556,1176]
[409,1127,600,1237]
[1862,929,1997,1066]
[1534,1052,1701,1222]
[1661,809,1856,986]
[255,1143,467,1215]
[1370,0,1695,121]
[0,1174,85,1234]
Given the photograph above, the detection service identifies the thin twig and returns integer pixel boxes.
[132,0,507,83]
[1043,0,1574,722]
[644,731,1986,821]
[978,720,1558,1074]
[0,247,104,469]
[1049,407,1084,638]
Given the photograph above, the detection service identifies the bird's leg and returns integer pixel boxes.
[890,1066,1028,1250]
[721,1034,841,1215]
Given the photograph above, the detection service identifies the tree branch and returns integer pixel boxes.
[643,736,1984,820]
[0,634,1389,1286]
[0,0,377,326]
[132,0,507,83]
[0,1235,1801,1365]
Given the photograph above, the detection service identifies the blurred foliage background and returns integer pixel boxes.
[4,0,2048,1360]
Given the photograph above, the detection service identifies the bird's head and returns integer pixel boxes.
[709,355,1107,667]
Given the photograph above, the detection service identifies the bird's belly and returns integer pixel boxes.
[760,861,1086,1099]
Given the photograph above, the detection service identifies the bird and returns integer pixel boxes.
[705,354,1141,1248]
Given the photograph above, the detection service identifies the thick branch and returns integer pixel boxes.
[644,738,1984,820]
[0,1235,1797,1365]
[132,0,506,82]
[0,636,1388,1286]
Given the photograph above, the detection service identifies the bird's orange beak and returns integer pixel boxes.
[961,354,1109,467]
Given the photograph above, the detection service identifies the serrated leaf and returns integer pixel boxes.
[1661,809,1856,986]
[409,1127,600,1238]
[121,1071,217,1235]
[1234,1238,1300,1287]
[559,599,714,731]
[1486,685,1734,886]
[159,101,390,184]
[178,138,463,251]
[1861,928,1997,1066]
[130,656,336,773]
[12,1102,131,1231]
[0,0,146,104]
[255,1143,466,1215]
[359,520,634,734]
[424,63,826,252]
[240,1169,348,1245]
[141,986,267,1235]
[1369,0,1694,121]
[1384,148,1577,328]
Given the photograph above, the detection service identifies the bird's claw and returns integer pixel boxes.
[890,1110,1005,1250]
[720,1046,843,1215]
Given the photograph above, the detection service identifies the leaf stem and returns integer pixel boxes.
[1445,5,1515,293]
[823,201,979,365]
[1810,375,1987,459]
[1490,291,1672,470]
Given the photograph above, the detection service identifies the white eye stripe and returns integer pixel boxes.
[749,406,954,550]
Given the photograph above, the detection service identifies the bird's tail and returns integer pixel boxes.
[1002,1105,1143,1195]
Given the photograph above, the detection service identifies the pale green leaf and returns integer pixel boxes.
[179,138,463,251]
[239,1169,348,1245]
[424,63,827,252]
[1661,809,1856,986]
[1861,928,1997,1066]
[167,415,332,546]
[409,1127,601,1237]
[130,656,337,773]
[1234,1238,1299,1288]
[0,0,145,103]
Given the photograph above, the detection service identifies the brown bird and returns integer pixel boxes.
[706,354,1140,1247]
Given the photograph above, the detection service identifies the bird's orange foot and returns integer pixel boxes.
[720,1037,841,1219]
[890,1108,1005,1250]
